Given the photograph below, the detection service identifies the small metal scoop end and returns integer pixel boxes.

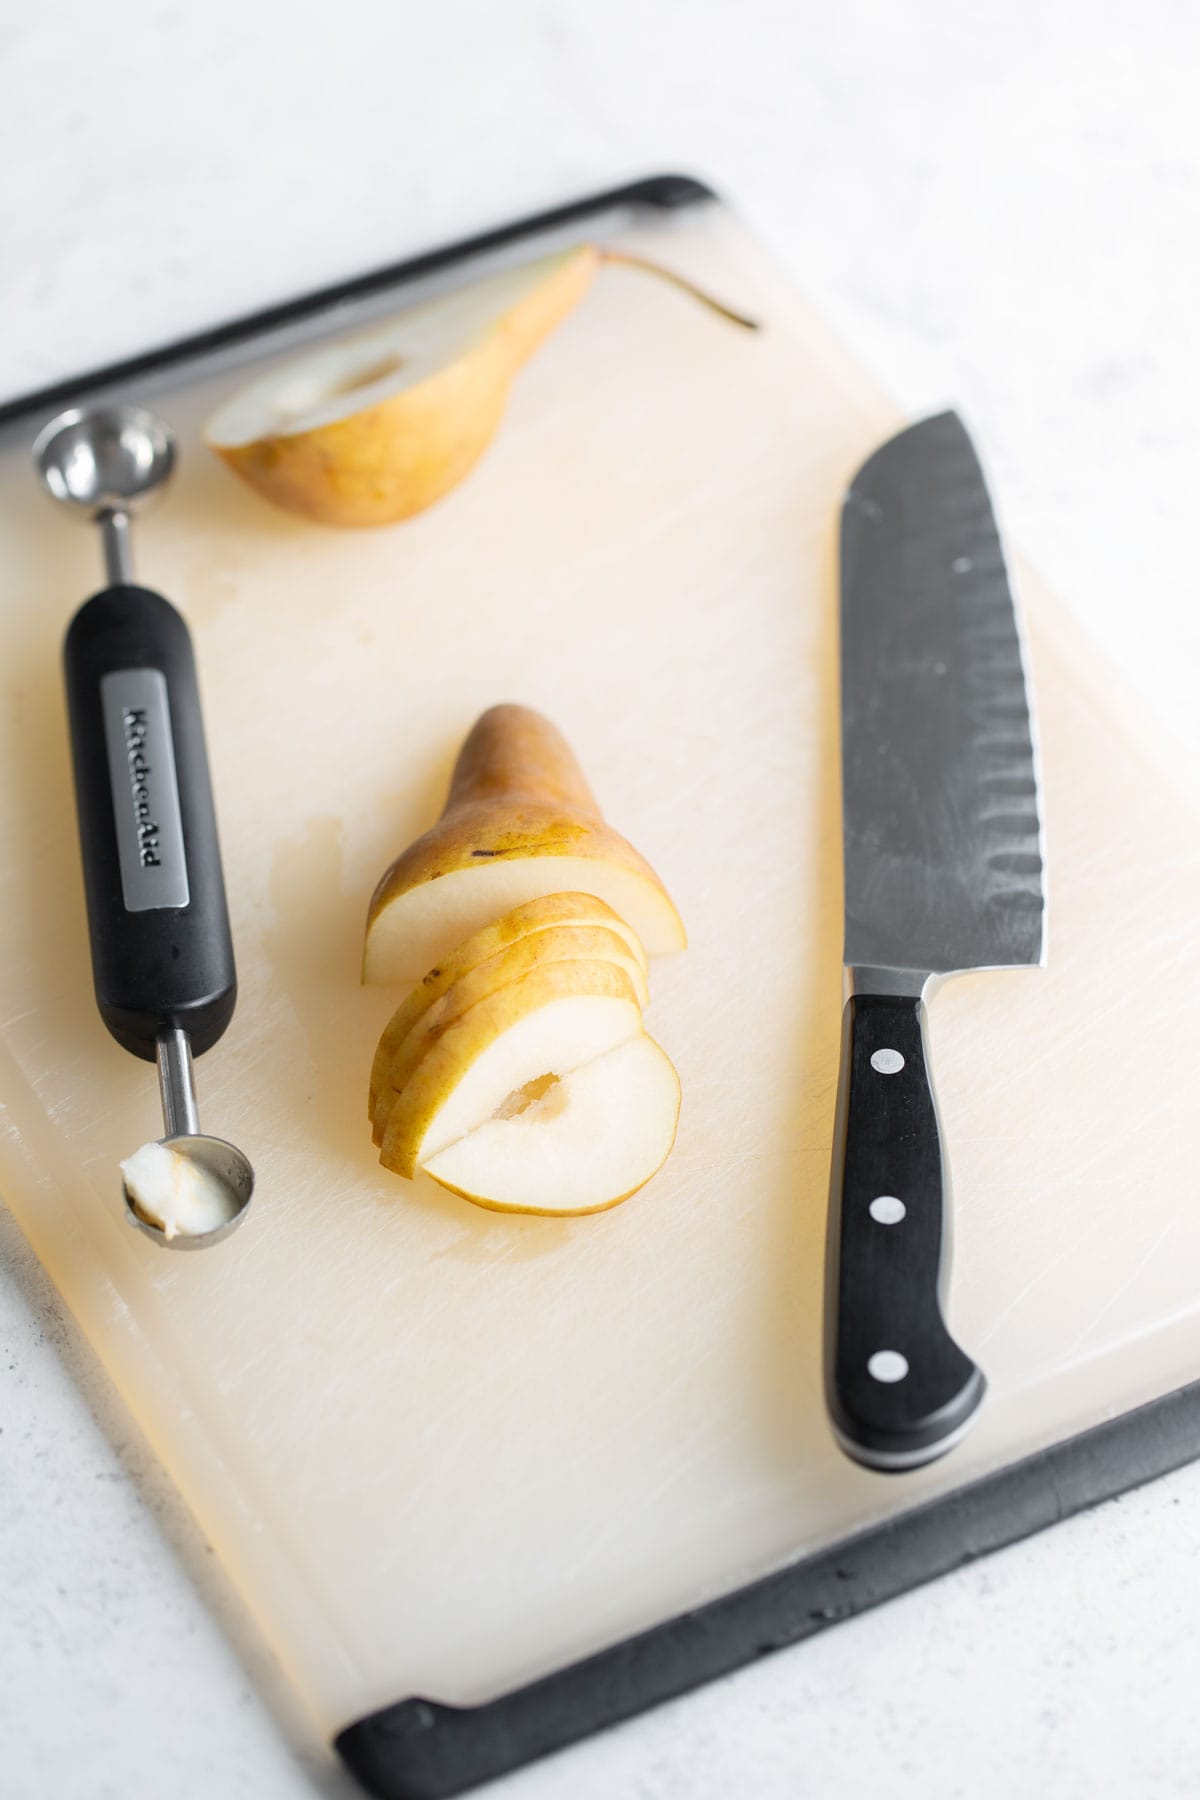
[32,403,176,517]
[122,1030,256,1250]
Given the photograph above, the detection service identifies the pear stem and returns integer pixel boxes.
[598,249,760,331]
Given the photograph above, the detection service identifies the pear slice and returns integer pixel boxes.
[379,960,641,1179]
[369,923,649,1147]
[422,1033,680,1216]
[363,705,686,987]
[204,247,601,527]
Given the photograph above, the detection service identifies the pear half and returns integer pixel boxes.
[364,705,686,987]
[423,1034,680,1216]
[370,923,650,1147]
[379,959,642,1180]
[205,245,755,528]
[204,248,600,526]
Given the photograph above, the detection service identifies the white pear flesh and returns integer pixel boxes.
[363,859,683,988]
[422,1034,681,1215]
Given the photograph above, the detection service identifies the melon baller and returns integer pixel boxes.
[33,404,254,1249]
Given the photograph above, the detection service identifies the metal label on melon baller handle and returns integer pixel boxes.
[100,667,190,912]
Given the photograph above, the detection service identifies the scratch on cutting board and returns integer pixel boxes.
[563,1418,750,1583]
[974,1200,1119,1350]
[0,1004,42,1033]
[1060,1212,1182,1360]
[975,1108,1182,1354]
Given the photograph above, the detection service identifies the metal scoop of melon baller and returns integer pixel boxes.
[34,402,175,580]
[123,1028,255,1250]
[33,404,255,1250]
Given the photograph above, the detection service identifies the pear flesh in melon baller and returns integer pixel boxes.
[204,247,601,527]
[363,705,686,988]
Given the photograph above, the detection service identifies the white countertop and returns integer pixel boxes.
[3,3,1199,1796]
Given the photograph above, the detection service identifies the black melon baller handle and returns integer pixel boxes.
[36,401,253,1250]
[62,582,237,1062]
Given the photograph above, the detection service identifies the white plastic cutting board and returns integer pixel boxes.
[0,201,1197,1737]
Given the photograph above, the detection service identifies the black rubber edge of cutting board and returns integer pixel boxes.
[336,1378,1200,1799]
[9,172,1197,1797]
[0,173,715,431]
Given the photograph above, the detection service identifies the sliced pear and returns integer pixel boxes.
[366,859,679,987]
[395,889,649,992]
[204,247,601,526]
[422,1033,679,1216]
[370,924,649,1146]
[363,705,685,987]
[379,960,641,1179]
[367,888,646,1130]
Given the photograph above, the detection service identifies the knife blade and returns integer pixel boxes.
[826,410,1045,1473]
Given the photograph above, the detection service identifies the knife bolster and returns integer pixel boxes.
[844,964,932,1001]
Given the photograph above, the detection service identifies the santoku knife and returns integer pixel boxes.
[826,410,1046,1473]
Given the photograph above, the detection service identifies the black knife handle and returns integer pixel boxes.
[63,584,236,1063]
[824,992,985,1471]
